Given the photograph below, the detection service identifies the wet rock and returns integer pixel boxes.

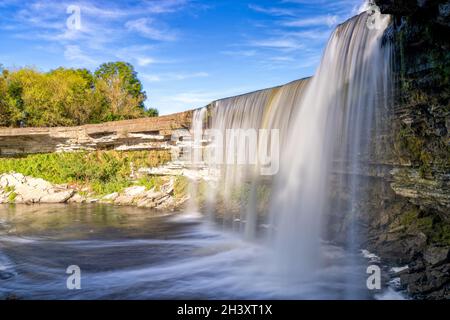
[375,0,421,15]
[102,192,119,201]
[67,193,87,203]
[136,198,156,208]
[427,284,450,299]
[409,258,426,273]
[114,195,136,206]
[400,263,450,296]
[423,246,450,266]
[160,180,174,195]
[111,178,183,210]
[375,232,427,264]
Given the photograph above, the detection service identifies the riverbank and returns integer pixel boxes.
[0,172,189,211]
[0,150,190,210]
[0,173,188,211]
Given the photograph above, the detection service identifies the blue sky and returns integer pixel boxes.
[0,0,368,115]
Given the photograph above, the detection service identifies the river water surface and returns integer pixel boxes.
[0,204,402,300]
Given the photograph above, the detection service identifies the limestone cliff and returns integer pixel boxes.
[0,111,192,156]
[363,0,450,299]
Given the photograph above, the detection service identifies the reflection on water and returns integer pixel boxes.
[0,204,398,300]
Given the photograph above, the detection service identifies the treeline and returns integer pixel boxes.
[0,62,158,127]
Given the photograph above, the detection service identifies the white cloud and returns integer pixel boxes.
[173,72,209,80]
[114,45,161,67]
[269,56,296,62]
[143,74,162,82]
[4,0,190,57]
[284,29,332,41]
[63,45,97,65]
[221,50,257,57]
[136,57,156,66]
[143,72,209,82]
[125,18,177,41]
[248,4,297,17]
[249,39,303,50]
[353,0,371,15]
[171,92,214,104]
[283,15,339,28]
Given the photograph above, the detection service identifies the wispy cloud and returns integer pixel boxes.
[268,56,296,62]
[125,18,177,41]
[249,39,303,51]
[283,15,338,28]
[248,4,297,16]
[114,45,161,67]
[221,50,258,58]
[143,72,209,82]
[3,0,191,64]
[64,45,97,66]
[142,75,162,82]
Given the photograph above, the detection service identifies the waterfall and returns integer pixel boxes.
[189,11,392,295]
[270,12,392,281]
[190,79,309,233]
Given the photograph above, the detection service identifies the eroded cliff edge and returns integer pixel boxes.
[360,0,450,298]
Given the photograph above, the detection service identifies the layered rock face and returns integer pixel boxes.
[0,111,192,156]
[359,0,450,299]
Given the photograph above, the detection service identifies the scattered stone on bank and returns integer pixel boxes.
[111,178,183,210]
[101,192,119,201]
[138,161,219,182]
[0,172,188,211]
[0,173,74,204]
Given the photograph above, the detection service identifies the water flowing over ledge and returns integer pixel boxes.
[186,12,395,298]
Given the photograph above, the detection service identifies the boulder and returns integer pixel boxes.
[123,186,146,197]
[39,190,75,203]
[0,173,75,204]
[67,193,87,203]
[423,247,450,266]
[102,192,119,201]
[114,195,135,206]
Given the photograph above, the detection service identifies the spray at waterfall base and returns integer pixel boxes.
[158,11,400,298]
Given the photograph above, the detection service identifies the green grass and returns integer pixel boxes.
[174,176,189,199]
[0,150,171,196]
[4,185,15,193]
[7,191,16,203]
[136,176,165,191]
[399,207,450,246]
[431,224,450,246]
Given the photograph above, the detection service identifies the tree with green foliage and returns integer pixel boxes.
[94,62,147,108]
[145,108,159,117]
[95,73,145,122]
[0,73,21,126]
[0,62,159,128]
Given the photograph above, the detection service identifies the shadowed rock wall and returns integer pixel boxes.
[358,0,450,299]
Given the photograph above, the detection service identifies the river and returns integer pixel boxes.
[0,204,404,300]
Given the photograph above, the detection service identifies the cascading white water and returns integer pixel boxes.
[186,107,208,214]
[207,79,309,201]
[193,79,309,236]
[189,11,392,297]
[270,13,392,280]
